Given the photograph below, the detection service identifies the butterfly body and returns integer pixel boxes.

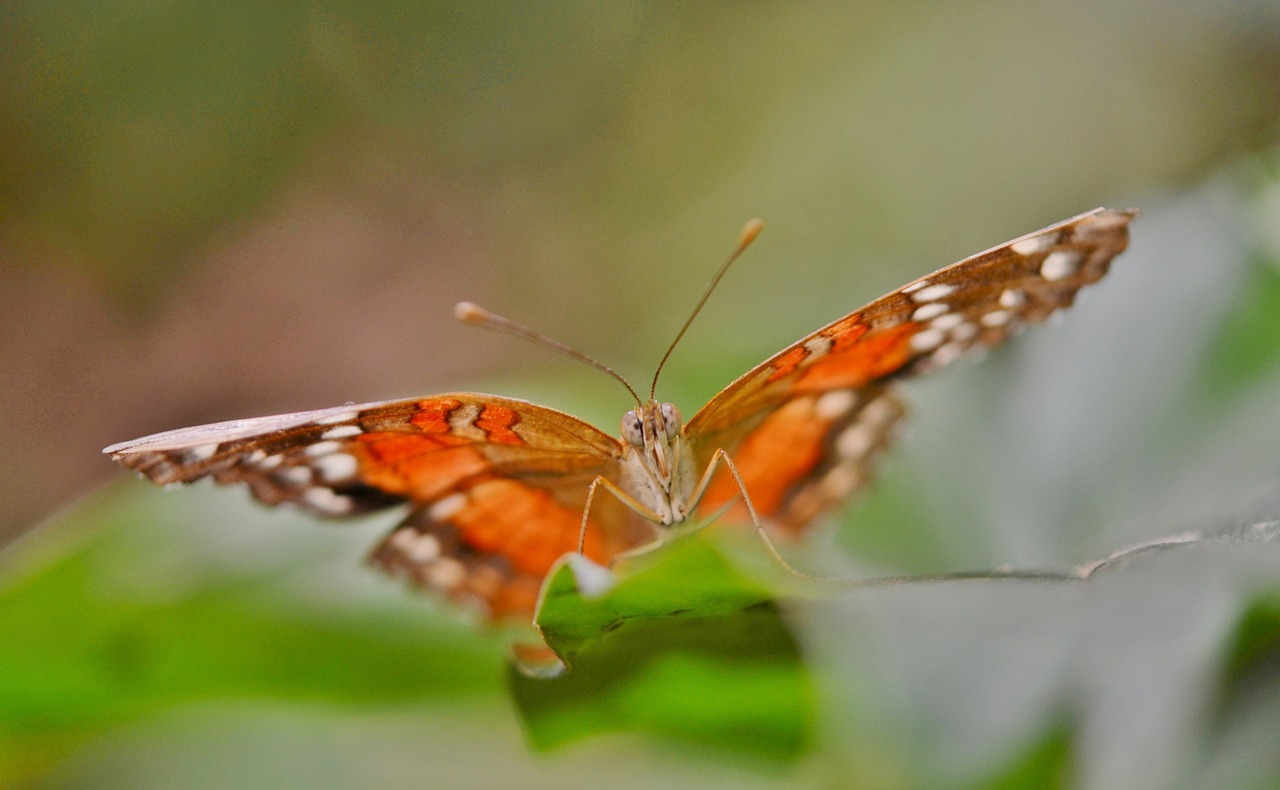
[106,208,1137,619]
[615,400,699,527]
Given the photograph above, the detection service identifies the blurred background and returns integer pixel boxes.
[3,1,1280,788]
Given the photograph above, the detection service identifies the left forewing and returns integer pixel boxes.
[104,394,622,518]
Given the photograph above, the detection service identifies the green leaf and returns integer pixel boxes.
[982,724,1074,790]
[0,490,506,780]
[1199,257,1280,401]
[1221,593,1280,704]
[508,534,813,760]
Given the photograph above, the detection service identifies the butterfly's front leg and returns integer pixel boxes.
[578,475,666,555]
[687,449,762,530]
[685,448,815,578]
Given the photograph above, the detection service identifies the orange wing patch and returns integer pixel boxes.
[475,404,523,445]
[372,477,628,619]
[408,397,461,433]
[352,398,533,499]
[698,387,905,534]
[766,346,811,383]
[796,321,917,391]
[699,396,830,526]
[352,432,489,501]
[823,313,868,350]
[451,479,609,573]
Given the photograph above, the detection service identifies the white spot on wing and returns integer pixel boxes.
[950,321,978,341]
[803,335,833,358]
[390,529,442,564]
[429,492,468,522]
[815,390,858,420]
[909,328,946,352]
[304,441,341,457]
[981,309,1012,327]
[929,313,965,332]
[931,341,967,368]
[316,411,359,425]
[910,283,957,303]
[999,289,1026,309]
[860,397,898,426]
[819,464,860,498]
[278,466,312,486]
[1040,250,1081,281]
[321,425,362,439]
[303,487,353,514]
[409,534,442,564]
[313,452,358,481]
[911,303,948,322]
[427,557,467,589]
[837,424,875,459]
[254,453,283,470]
[188,444,218,461]
[1011,233,1058,255]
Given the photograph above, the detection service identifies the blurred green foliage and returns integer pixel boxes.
[1201,256,1280,401]
[0,492,506,784]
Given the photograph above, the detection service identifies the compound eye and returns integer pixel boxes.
[660,402,682,436]
[621,410,645,447]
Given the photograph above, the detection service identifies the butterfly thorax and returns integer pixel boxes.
[618,400,699,526]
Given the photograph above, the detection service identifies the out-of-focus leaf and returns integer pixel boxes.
[1199,258,1280,401]
[0,490,505,779]
[508,534,812,760]
[983,725,1073,790]
[1222,593,1280,701]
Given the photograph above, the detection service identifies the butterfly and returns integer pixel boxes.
[105,208,1136,619]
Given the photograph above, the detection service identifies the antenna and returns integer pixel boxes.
[649,218,763,399]
[457,219,763,407]
[454,301,643,406]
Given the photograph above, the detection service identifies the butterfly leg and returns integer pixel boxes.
[577,475,665,555]
[684,450,1141,587]
[686,448,816,579]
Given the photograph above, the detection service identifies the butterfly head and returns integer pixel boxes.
[621,401,683,475]
[620,400,692,521]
